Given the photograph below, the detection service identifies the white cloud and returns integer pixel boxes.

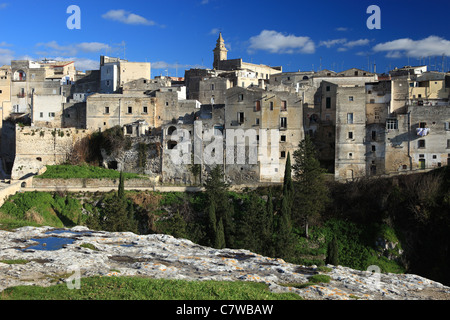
[151,61,204,71]
[345,39,371,48]
[0,48,13,66]
[373,36,450,58]
[77,42,111,53]
[320,38,370,50]
[72,58,100,71]
[248,30,315,54]
[102,9,156,26]
[209,28,221,35]
[0,3,8,9]
[320,38,347,48]
[336,27,349,32]
[201,0,209,4]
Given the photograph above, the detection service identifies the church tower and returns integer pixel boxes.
[213,33,228,70]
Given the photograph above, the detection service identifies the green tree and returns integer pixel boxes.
[207,199,217,247]
[118,171,125,199]
[292,135,330,238]
[204,165,234,248]
[168,211,188,239]
[274,195,296,260]
[282,152,294,207]
[101,171,137,233]
[326,235,339,266]
[215,218,226,249]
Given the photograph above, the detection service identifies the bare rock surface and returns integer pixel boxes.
[1,226,450,300]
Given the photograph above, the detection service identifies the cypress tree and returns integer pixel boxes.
[204,165,234,248]
[274,195,296,260]
[118,171,125,199]
[207,198,217,246]
[215,218,226,249]
[326,235,339,266]
[292,135,330,238]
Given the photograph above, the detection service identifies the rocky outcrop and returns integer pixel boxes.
[1,226,449,300]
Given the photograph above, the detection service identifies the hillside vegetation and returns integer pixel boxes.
[2,166,449,285]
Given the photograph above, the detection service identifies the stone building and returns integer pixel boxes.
[224,86,303,183]
[0,65,11,128]
[100,56,151,93]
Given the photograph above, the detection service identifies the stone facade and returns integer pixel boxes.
[11,126,90,180]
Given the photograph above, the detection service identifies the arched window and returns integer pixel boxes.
[167,126,177,136]
[167,140,178,150]
[14,70,26,81]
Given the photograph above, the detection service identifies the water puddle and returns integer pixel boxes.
[21,237,75,251]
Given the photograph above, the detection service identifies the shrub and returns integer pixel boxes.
[309,274,331,283]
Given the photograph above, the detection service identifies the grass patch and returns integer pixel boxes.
[80,243,98,251]
[36,164,145,180]
[0,260,29,265]
[309,274,331,283]
[0,276,302,300]
[316,266,333,273]
[281,274,331,290]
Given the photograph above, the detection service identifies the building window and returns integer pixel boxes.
[386,119,398,130]
[281,100,287,111]
[255,118,260,125]
[281,135,286,142]
[143,106,148,114]
[347,113,354,124]
[255,100,261,111]
[348,132,353,139]
[349,96,354,101]
[238,94,244,102]
[444,122,450,131]
[372,145,376,152]
[447,139,450,149]
[326,86,330,92]
[349,153,353,159]
[211,84,215,91]
[105,107,110,114]
[418,139,426,148]
[433,155,437,159]
[49,112,55,117]
[270,102,274,111]
[280,151,286,158]
[372,131,377,141]
[39,112,43,118]
[280,117,287,129]
[237,112,244,124]
[106,80,110,86]
[326,97,331,109]
[127,106,132,114]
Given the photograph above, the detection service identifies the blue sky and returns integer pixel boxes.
[1,0,450,76]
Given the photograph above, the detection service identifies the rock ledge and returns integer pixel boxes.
[1,226,449,300]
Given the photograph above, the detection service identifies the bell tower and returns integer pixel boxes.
[213,33,228,70]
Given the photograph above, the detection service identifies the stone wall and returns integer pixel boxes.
[32,177,155,189]
[11,126,91,180]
